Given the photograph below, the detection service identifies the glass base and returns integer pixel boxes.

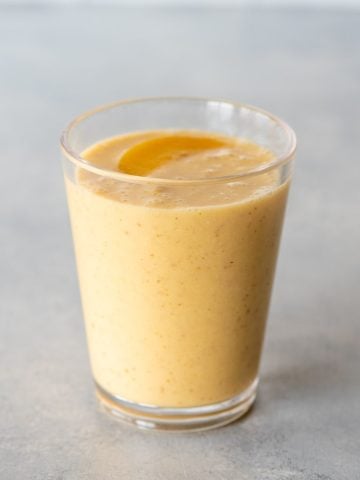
[95,378,258,432]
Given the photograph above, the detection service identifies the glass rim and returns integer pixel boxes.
[60,96,297,186]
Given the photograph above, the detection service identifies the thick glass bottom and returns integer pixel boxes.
[95,378,258,432]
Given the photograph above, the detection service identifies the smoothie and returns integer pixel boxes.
[66,130,289,408]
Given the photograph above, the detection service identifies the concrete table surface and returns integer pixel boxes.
[1,5,359,480]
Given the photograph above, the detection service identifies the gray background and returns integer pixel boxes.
[1,4,360,479]
[1,0,360,6]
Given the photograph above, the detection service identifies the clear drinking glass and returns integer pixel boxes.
[61,97,296,431]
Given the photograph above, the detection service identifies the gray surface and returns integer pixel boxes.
[1,6,360,480]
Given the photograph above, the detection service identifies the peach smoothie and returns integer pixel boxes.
[65,130,289,408]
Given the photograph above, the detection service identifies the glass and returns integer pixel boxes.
[61,97,296,431]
